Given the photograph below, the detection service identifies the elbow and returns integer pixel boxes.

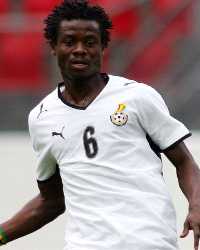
[56,202,66,215]
[40,197,66,220]
[52,198,66,218]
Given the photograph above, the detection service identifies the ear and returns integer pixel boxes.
[51,48,57,56]
[50,42,57,56]
[101,46,104,54]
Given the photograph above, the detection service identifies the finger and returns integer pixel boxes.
[180,220,190,238]
[193,225,200,250]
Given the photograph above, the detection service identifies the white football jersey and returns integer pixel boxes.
[29,75,191,250]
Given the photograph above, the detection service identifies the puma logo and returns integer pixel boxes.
[52,126,65,140]
[124,82,134,86]
[37,104,48,119]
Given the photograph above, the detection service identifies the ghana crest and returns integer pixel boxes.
[110,104,128,126]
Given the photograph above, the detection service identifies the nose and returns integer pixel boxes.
[73,42,87,55]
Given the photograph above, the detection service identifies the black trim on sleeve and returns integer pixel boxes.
[37,165,59,184]
[146,134,161,159]
[162,133,192,152]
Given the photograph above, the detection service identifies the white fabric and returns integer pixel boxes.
[28,75,190,250]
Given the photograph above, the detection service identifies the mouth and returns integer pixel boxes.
[70,60,89,70]
[71,63,89,70]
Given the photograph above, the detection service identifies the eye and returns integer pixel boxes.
[85,38,96,47]
[64,38,74,46]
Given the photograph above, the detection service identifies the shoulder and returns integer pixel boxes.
[108,74,139,87]
[28,88,59,150]
[28,88,58,127]
[133,83,164,103]
[108,74,162,100]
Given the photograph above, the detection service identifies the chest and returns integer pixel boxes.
[47,92,145,164]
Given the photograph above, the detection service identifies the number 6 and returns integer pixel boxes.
[83,126,98,158]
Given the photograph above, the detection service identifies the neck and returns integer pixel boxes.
[62,73,106,107]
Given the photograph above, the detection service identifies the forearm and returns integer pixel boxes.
[164,142,200,208]
[165,142,200,248]
[0,194,65,243]
[176,160,200,208]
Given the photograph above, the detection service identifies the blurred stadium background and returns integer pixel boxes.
[0,0,200,249]
[0,0,200,130]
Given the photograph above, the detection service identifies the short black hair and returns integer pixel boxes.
[44,0,113,48]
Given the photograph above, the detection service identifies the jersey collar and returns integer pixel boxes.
[57,73,109,110]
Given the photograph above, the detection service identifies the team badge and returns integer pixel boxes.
[110,104,128,126]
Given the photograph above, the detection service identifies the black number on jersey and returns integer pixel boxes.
[83,126,98,158]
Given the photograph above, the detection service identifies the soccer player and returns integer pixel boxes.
[1,0,200,250]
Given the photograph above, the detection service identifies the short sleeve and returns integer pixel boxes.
[136,85,191,150]
[28,110,57,181]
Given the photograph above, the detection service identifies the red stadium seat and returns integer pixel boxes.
[0,0,10,13]
[91,0,141,39]
[89,0,130,10]
[153,0,183,17]
[111,9,140,40]
[125,30,175,83]
[23,0,62,14]
[125,1,193,83]
[153,0,193,33]
[169,6,192,35]
[0,32,48,91]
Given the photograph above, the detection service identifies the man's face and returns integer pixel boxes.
[52,19,104,80]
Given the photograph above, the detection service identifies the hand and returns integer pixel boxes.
[180,206,200,250]
[0,235,5,246]
[0,231,7,246]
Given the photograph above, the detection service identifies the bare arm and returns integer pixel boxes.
[0,168,65,243]
[164,141,200,250]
